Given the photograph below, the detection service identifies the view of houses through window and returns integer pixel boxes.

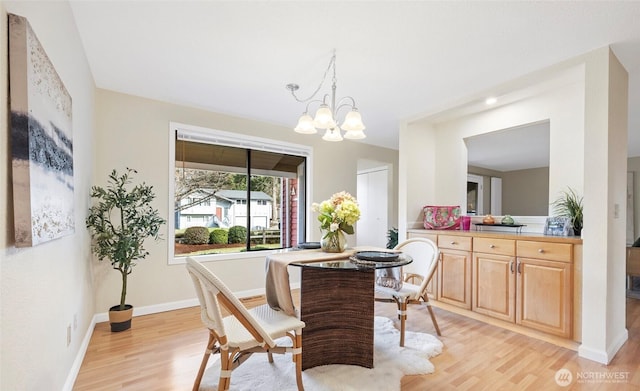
[173,133,306,257]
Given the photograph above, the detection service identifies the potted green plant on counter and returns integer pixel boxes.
[552,187,583,236]
[86,168,166,331]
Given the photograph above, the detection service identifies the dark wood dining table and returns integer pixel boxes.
[265,249,411,369]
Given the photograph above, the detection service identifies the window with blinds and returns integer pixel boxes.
[171,124,309,258]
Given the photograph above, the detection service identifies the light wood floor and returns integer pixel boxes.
[74,295,640,390]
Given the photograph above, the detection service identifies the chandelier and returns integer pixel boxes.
[286,50,366,142]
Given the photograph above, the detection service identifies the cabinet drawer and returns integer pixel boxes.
[473,237,515,256]
[517,241,572,263]
[407,231,438,243]
[438,235,472,251]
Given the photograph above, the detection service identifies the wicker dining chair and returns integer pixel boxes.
[375,238,441,346]
[186,257,305,391]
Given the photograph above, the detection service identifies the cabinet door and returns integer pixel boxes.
[516,258,572,338]
[472,253,515,322]
[438,249,472,309]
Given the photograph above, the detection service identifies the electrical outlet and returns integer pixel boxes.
[66,325,71,347]
[73,313,78,331]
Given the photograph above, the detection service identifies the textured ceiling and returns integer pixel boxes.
[69,1,640,169]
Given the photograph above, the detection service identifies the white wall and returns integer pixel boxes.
[428,78,585,217]
[398,120,438,239]
[579,48,628,363]
[1,1,96,390]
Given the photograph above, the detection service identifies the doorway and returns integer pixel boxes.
[467,174,484,215]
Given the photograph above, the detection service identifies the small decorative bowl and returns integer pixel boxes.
[483,215,495,224]
[501,215,515,225]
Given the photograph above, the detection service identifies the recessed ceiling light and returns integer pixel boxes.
[485,97,497,105]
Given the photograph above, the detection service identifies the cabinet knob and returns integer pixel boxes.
[538,248,544,253]
[450,241,456,245]
[489,244,495,248]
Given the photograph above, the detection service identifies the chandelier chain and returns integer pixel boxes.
[290,52,337,104]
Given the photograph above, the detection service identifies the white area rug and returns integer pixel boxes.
[200,316,443,391]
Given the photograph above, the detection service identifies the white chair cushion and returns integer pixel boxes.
[223,304,305,350]
[249,304,305,337]
[375,282,421,301]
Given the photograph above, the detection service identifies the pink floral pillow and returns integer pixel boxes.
[423,205,462,230]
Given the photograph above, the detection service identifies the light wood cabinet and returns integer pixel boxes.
[407,230,579,343]
[472,238,572,338]
[472,238,516,322]
[438,235,472,309]
[516,240,572,338]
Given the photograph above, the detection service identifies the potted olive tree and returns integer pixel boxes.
[86,168,165,331]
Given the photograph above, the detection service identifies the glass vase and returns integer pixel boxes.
[376,267,403,291]
[321,230,347,253]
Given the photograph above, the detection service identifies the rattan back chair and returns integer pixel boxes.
[186,257,305,391]
[375,238,441,346]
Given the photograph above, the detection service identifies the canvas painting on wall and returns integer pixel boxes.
[9,14,74,247]
[628,172,635,246]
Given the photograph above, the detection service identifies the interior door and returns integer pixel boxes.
[491,176,502,215]
[356,168,388,247]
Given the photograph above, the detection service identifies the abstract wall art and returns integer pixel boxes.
[9,14,74,247]
[628,172,635,245]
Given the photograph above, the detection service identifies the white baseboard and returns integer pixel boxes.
[578,328,629,364]
[578,344,609,364]
[606,328,629,362]
[62,314,97,391]
[93,297,200,323]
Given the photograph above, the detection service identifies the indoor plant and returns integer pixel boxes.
[551,187,583,236]
[312,191,361,253]
[386,227,399,249]
[86,168,165,331]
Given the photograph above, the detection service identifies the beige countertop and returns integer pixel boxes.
[407,228,583,244]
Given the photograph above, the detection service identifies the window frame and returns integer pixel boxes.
[168,122,313,264]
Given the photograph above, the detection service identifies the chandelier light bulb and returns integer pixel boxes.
[340,109,366,132]
[313,104,336,129]
[322,127,343,142]
[294,114,317,134]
